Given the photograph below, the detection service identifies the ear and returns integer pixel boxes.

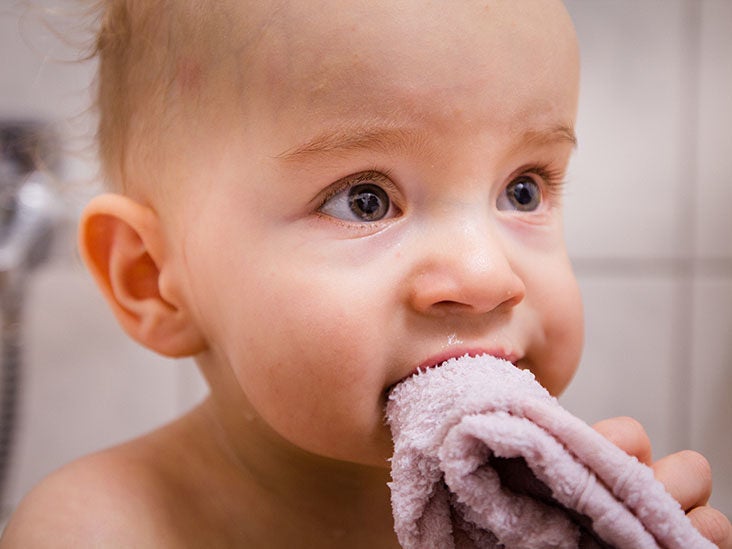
[78,193,206,357]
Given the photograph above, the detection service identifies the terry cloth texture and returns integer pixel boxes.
[386,355,713,549]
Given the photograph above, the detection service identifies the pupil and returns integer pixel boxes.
[358,194,379,214]
[348,184,389,221]
[513,181,533,205]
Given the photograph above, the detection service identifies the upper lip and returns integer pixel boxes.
[418,348,520,371]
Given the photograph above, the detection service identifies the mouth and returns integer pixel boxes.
[386,348,520,395]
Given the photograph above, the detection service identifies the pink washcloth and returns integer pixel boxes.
[386,355,713,549]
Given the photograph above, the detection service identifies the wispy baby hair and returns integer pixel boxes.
[90,1,238,195]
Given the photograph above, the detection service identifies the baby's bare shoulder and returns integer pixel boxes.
[1,445,183,548]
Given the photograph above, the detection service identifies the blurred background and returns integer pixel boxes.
[0,0,730,527]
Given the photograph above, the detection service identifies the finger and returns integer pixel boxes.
[592,416,652,465]
[652,450,712,510]
[686,506,732,549]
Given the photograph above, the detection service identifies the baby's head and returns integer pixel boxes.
[82,0,583,466]
[92,2,242,199]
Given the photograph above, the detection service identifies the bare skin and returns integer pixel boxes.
[2,0,730,547]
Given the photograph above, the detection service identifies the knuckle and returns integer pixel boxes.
[615,416,646,435]
[594,416,652,461]
[615,416,650,447]
[679,450,712,485]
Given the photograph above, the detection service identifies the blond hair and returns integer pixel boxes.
[90,1,240,195]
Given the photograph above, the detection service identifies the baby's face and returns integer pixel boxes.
[165,0,582,466]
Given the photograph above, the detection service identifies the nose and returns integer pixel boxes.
[406,218,526,317]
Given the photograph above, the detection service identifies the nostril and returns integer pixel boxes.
[406,234,526,315]
[504,285,526,308]
[429,300,474,316]
[415,283,524,316]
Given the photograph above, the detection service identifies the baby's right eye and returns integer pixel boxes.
[318,171,400,223]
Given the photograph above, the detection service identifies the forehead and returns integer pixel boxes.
[232,0,579,132]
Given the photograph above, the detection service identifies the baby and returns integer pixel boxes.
[3,0,730,547]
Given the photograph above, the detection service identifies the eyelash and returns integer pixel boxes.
[519,163,567,202]
[317,169,400,209]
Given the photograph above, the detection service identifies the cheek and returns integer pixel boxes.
[526,258,584,395]
[211,256,397,462]
[548,283,584,394]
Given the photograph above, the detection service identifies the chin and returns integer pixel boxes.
[325,435,395,468]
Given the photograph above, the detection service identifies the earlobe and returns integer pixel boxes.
[78,193,206,357]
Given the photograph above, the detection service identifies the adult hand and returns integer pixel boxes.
[593,416,732,549]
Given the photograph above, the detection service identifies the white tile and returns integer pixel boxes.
[562,1,692,258]
[5,260,184,508]
[695,1,732,258]
[560,275,684,459]
[0,4,96,121]
[0,3,99,188]
[690,277,732,519]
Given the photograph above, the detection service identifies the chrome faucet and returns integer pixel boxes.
[0,122,61,513]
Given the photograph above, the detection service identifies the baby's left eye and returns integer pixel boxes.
[497,175,542,212]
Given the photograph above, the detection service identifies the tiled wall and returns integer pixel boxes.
[561,0,732,518]
[1,0,730,524]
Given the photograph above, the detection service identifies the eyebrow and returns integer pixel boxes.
[275,124,423,161]
[521,124,578,149]
[275,122,577,162]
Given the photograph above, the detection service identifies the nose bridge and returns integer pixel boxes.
[407,207,525,314]
[430,206,494,268]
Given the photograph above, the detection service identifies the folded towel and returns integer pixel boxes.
[386,355,713,549]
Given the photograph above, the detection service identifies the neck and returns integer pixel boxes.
[191,371,399,548]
